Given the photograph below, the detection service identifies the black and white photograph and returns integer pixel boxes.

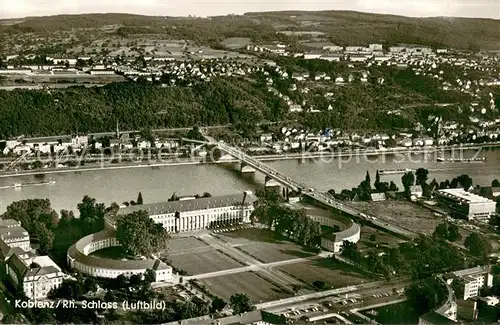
[0,0,499,324]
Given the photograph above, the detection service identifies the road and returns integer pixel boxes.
[196,234,304,288]
[183,257,312,280]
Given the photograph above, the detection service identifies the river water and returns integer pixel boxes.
[1,148,499,215]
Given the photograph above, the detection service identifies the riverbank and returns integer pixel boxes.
[0,142,498,179]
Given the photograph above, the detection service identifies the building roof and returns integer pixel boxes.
[333,220,361,242]
[114,193,256,219]
[453,266,490,278]
[370,193,386,202]
[437,189,494,204]
[7,252,62,280]
[0,219,21,228]
[0,226,29,242]
[420,311,456,325]
[67,230,171,271]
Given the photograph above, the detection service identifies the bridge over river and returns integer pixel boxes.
[198,134,416,240]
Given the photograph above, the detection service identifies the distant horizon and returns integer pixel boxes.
[3,9,500,21]
[1,0,499,20]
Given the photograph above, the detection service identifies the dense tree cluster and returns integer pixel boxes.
[1,196,108,263]
[340,235,465,279]
[116,210,170,256]
[1,199,58,254]
[334,170,398,201]
[405,277,447,315]
[252,189,321,247]
[464,233,492,262]
[229,293,255,314]
[433,222,461,242]
[0,78,288,138]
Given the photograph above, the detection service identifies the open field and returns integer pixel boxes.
[168,249,244,275]
[221,37,252,49]
[200,271,290,303]
[277,259,369,288]
[352,200,441,235]
[218,228,316,263]
[168,236,209,251]
[358,225,406,250]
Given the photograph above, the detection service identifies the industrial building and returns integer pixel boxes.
[435,189,497,221]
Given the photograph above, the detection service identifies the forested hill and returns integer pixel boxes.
[1,11,500,49]
[0,79,288,138]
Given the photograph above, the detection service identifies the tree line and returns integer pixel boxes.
[0,77,288,138]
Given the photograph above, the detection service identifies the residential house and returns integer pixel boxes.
[13,145,31,155]
[260,134,273,143]
[289,104,303,113]
[71,135,89,149]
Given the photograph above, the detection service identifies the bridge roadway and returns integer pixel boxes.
[210,138,416,239]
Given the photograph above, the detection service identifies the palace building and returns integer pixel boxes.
[68,192,256,280]
[105,191,257,233]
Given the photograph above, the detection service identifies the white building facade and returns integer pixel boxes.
[107,192,256,233]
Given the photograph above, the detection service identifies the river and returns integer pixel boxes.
[0,148,499,214]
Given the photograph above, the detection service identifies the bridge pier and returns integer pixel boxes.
[240,162,256,175]
[264,175,281,188]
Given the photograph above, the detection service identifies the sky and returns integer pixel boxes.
[0,0,499,20]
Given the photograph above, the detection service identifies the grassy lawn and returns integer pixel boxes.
[90,246,128,259]
[220,228,316,263]
[200,271,290,303]
[168,249,244,275]
[358,225,406,251]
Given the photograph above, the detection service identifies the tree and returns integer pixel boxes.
[130,274,143,287]
[374,170,381,192]
[312,280,327,291]
[464,233,492,261]
[77,196,105,233]
[104,290,116,302]
[116,274,128,288]
[340,240,359,261]
[365,171,372,189]
[144,269,156,283]
[116,210,170,256]
[210,297,227,313]
[137,192,144,205]
[493,179,500,188]
[415,168,429,186]
[401,172,415,196]
[457,174,473,190]
[433,223,461,242]
[83,278,98,293]
[389,181,399,192]
[230,293,254,314]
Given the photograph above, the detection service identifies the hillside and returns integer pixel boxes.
[1,11,499,49]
